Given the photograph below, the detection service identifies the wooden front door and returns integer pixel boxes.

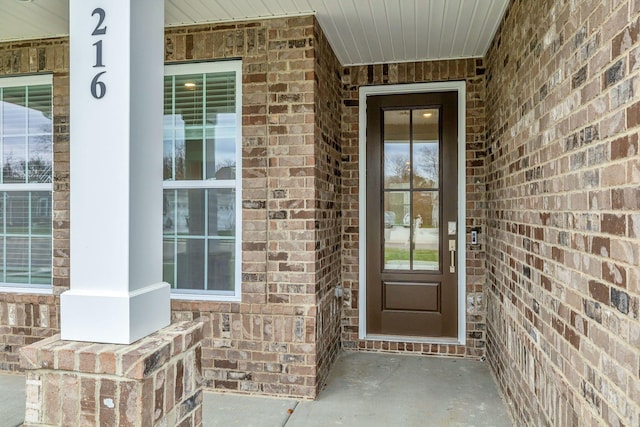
[366,91,458,338]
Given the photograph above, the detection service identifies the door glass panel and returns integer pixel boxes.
[413,191,439,271]
[383,110,410,189]
[413,109,439,188]
[381,108,442,272]
[383,191,410,270]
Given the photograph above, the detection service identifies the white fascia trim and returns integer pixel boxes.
[0,74,52,87]
[358,81,467,345]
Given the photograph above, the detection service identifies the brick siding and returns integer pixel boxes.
[166,16,332,398]
[485,0,640,425]
[312,18,343,391]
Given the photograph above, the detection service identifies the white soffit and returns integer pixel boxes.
[0,0,509,65]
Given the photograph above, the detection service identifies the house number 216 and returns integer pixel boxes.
[90,8,107,99]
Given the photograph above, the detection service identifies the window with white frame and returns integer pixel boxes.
[163,61,242,300]
[0,75,53,289]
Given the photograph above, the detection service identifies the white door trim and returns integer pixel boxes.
[358,81,467,345]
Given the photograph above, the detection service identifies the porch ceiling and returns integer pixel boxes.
[0,0,509,65]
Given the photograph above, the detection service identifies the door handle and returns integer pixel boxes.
[449,239,456,273]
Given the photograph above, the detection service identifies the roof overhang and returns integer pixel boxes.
[0,0,509,66]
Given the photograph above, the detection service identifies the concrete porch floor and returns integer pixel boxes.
[0,352,513,426]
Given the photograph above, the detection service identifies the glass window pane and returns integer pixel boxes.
[6,236,29,284]
[163,76,173,116]
[6,192,29,234]
[4,136,26,183]
[184,127,204,180]
[168,126,204,181]
[174,126,186,180]
[0,194,5,235]
[163,190,176,234]
[384,191,410,270]
[176,238,205,290]
[163,238,176,287]
[206,124,236,180]
[30,237,51,284]
[205,72,235,115]
[176,189,205,236]
[27,85,52,134]
[0,237,4,282]
[2,87,26,135]
[208,239,234,291]
[384,110,410,189]
[413,191,439,271]
[174,74,204,126]
[208,188,235,236]
[31,191,51,234]
[163,124,174,180]
[28,136,52,183]
[413,108,439,189]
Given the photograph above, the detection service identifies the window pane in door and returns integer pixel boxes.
[383,191,410,270]
[383,110,410,189]
[413,109,439,189]
[412,191,439,271]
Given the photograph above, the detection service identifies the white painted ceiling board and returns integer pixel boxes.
[0,0,509,66]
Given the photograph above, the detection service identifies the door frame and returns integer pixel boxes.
[358,81,467,344]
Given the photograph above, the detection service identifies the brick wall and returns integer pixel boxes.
[485,0,640,425]
[340,60,488,357]
[167,16,325,398]
[0,37,70,370]
[312,19,343,391]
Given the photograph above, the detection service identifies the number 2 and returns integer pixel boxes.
[92,8,107,36]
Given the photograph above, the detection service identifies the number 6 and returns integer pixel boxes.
[91,71,107,99]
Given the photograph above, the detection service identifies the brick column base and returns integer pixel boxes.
[20,320,204,427]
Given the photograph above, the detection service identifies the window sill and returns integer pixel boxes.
[170,291,240,302]
[0,285,53,295]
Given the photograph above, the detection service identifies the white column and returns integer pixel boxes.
[61,0,170,344]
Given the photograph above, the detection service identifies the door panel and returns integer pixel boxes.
[366,92,458,338]
[383,282,440,312]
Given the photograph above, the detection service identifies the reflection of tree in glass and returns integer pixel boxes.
[415,145,438,187]
[28,157,52,183]
[3,154,25,183]
[3,124,52,184]
[29,131,53,183]
[384,154,410,184]
[163,146,186,180]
